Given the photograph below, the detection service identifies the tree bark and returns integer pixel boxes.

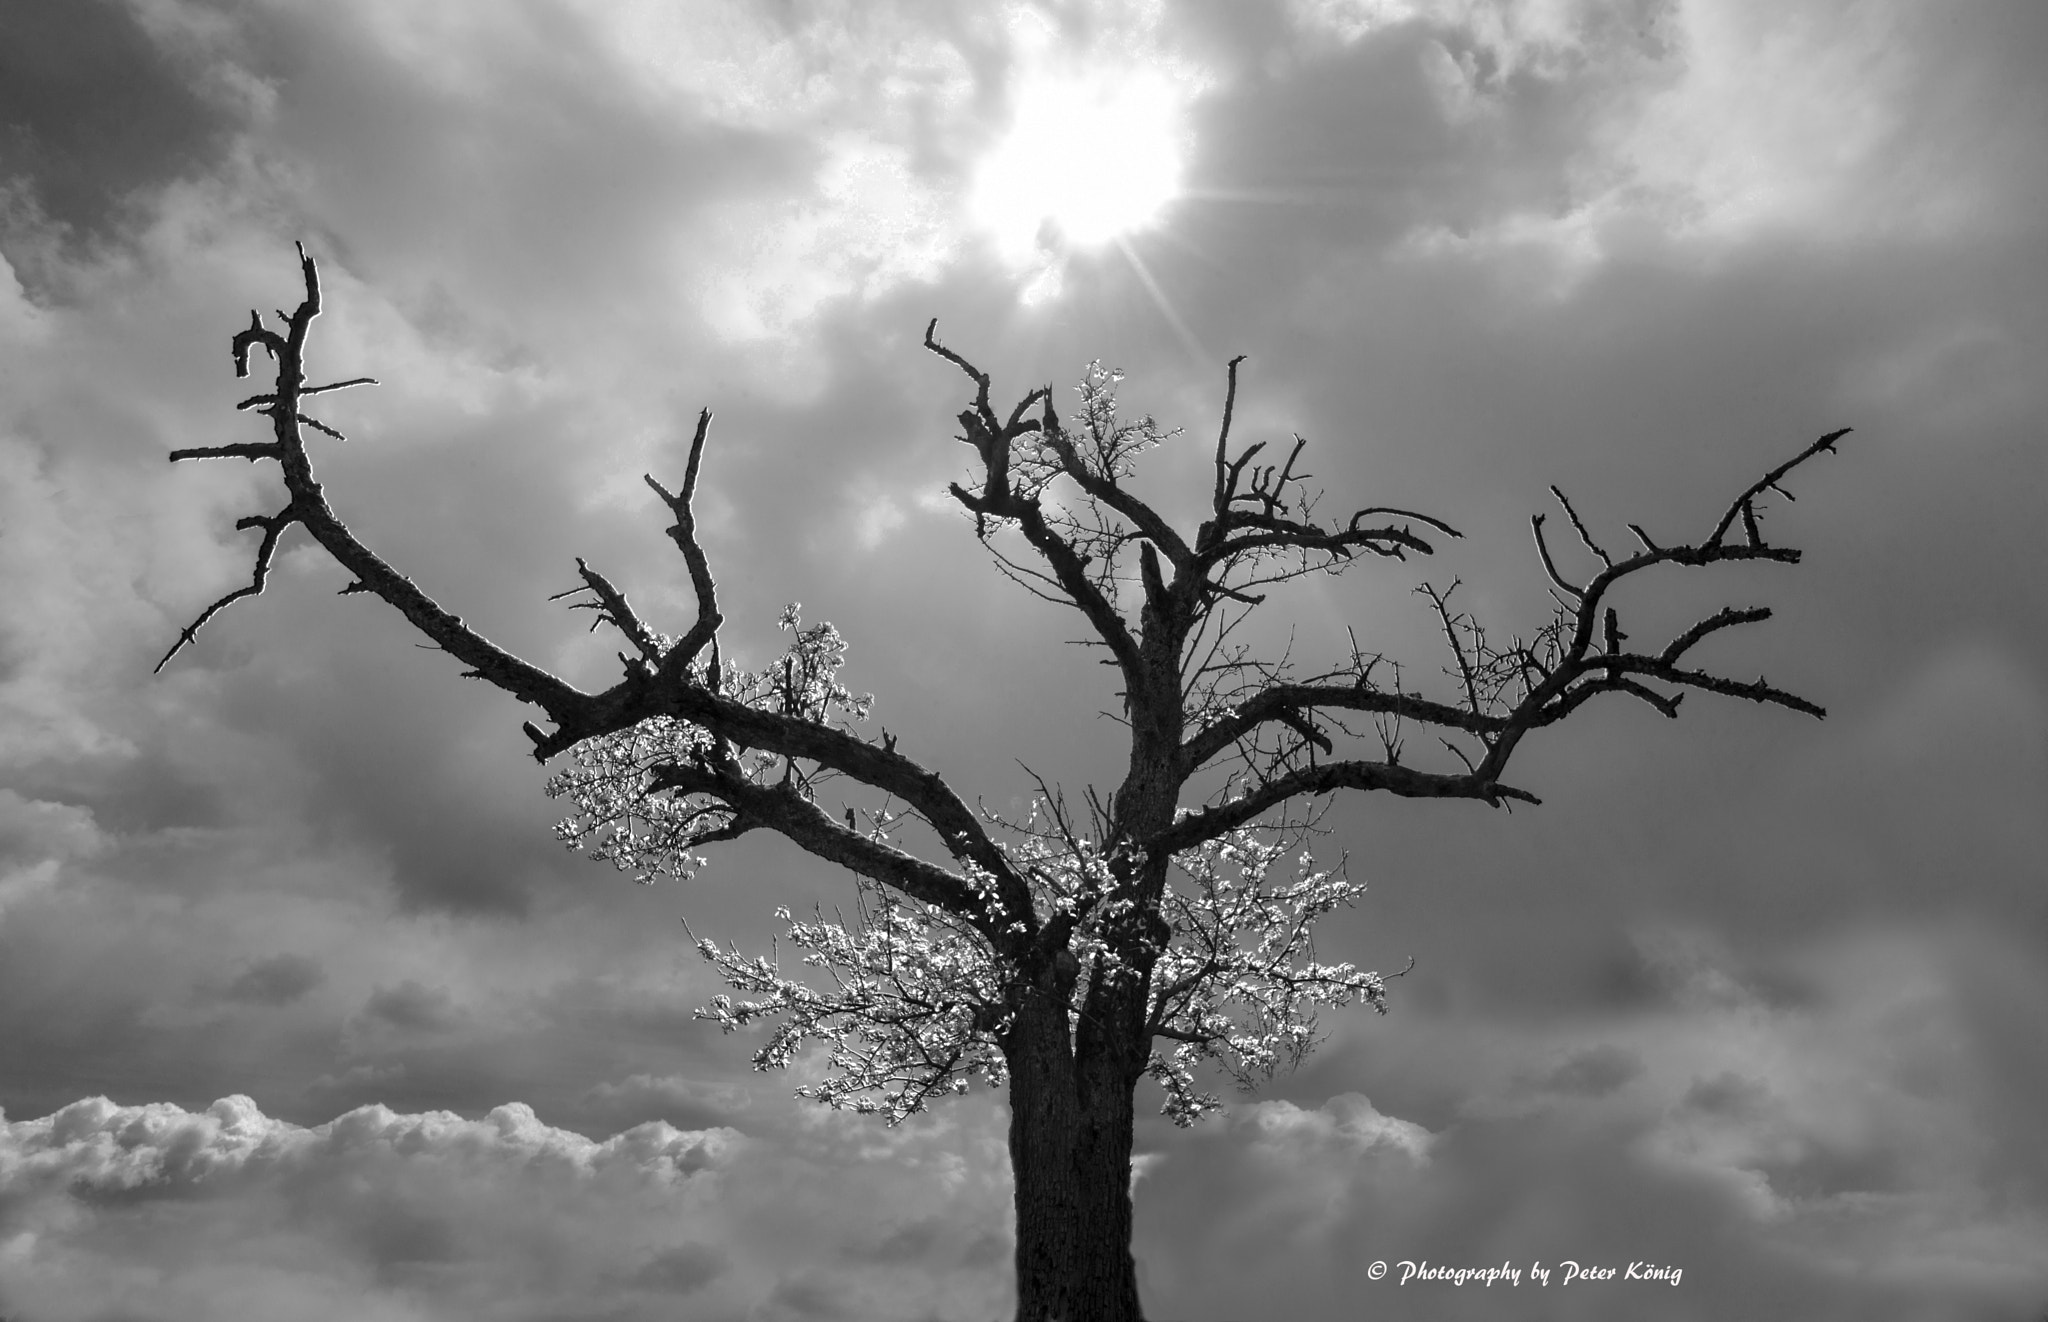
[1005,992,1145,1322]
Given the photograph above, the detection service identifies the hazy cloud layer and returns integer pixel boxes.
[2,0,2045,1318]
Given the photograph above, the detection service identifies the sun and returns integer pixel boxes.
[970,67,1189,261]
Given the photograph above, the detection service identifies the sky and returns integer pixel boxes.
[1,1,2044,1319]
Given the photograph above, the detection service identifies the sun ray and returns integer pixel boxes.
[1115,236,1208,366]
[1180,183,1387,207]
[1137,219,1227,273]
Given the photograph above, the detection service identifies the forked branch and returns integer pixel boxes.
[1706,428,1850,549]
[1165,426,1848,847]
[918,338,1843,856]
[163,250,1036,943]
[153,509,293,672]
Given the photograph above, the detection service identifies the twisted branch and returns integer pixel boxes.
[163,250,1036,944]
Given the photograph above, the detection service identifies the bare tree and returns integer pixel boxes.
[162,248,1846,1322]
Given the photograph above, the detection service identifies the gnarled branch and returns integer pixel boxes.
[164,250,1035,942]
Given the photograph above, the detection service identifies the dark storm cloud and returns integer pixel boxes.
[359,979,456,1032]
[632,1241,727,1294]
[218,952,324,1005]
[1520,1043,1643,1098]
[0,0,236,248]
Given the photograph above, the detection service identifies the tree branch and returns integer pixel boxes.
[552,557,664,666]
[167,442,284,463]
[642,407,723,680]
[164,250,1038,936]
[1529,512,1585,600]
[647,762,1005,927]
[1550,485,1612,567]
[1156,759,1540,854]
[1183,428,1842,823]
[1181,684,1496,776]
[1040,416,1193,569]
[1210,354,1247,512]
[927,328,1145,683]
[1705,428,1850,549]
[154,508,294,673]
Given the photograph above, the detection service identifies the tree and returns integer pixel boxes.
[162,247,1846,1322]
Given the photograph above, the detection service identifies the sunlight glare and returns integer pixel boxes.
[971,69,1187,262]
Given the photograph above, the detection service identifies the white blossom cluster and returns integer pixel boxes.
[544,604,872,884]
[1145,834,1385,1124]
[689,881,1012,1125]
[993,364,1178,607]
[686,820,1384,1125]
[543,609,1390,1127]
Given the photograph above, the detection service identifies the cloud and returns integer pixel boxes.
[217,953,325,1006]
[0,0,2044,1318]
[1520,1043,1643,1098]
[0,790,106,871]
[0,787,107,936]
[1384,0,2047,294]
[0,0,241,244]
[1195,0,2048,306]
[358,979,458,1033]
[631,1240,727,1294]
[0,1092,1011,1322]
[1129,922,2048,1321]
[578,1072,754,1134]
[850,488,908,551]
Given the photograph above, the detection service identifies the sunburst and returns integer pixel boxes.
[970,66,1189,260]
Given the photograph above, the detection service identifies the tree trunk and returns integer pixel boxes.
[1005,995,1145,1322]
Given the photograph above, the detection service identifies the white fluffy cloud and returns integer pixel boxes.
[0,1092,1012,1322]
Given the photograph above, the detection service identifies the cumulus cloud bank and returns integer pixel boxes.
[0,1092,1009,1322]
